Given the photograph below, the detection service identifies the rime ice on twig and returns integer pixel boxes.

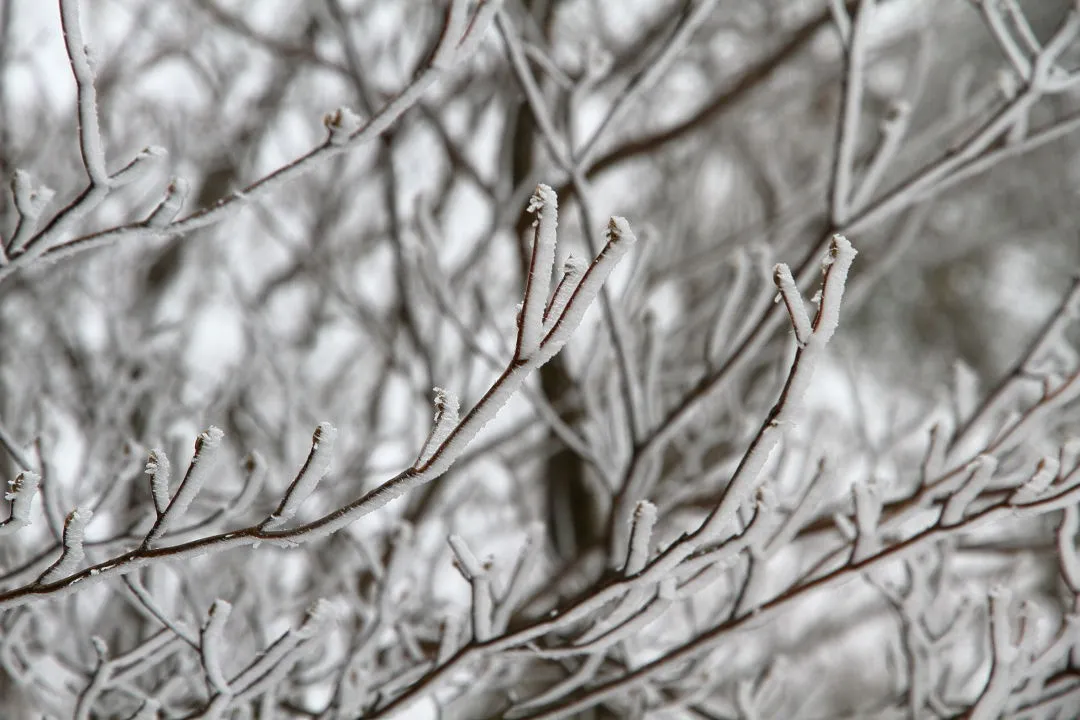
[0,471,40,536]
[0,187,634,626]
[324,107,363,146]
[696,235,856,544]
[851,99,912,212]
[415,388,460,469]
[397,192,634,485]
[143,426,224,548]
[542,255,586,333]
[773,263,811,345]
[145,449,171,516]
[492,523,544,632]
[437,613,463,665]
[226,599,335,702]
[201,599,233,695]
[38,507,92,585]
[74,637,112,720]
[109,146,168,188]
[1010,456,1059,506]
[517,184,559,361]
[941,455,997,526]
[449,534,494,641]
[5,171,55,257]
[539,216,636,358]
[263,422,337,531]
[971,586,1019,720]
[624,500,657,576]
[58,0,107,188]
[145,177,190,228]
[829,0,875,226]
[1,0,505,282]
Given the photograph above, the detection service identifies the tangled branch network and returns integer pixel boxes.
[7,0,1080,718]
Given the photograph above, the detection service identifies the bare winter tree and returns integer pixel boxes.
[3,0,1080,717]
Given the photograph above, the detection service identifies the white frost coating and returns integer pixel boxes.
[492,523,545,632]
[416,388,460,469]
[561,588,673,655]
[972,586,1018,720]
[246,206,635,549]
[7,171,56,254]
[574,586,650,647]
[448,533,494,640]
[539,216,637,359]
[769,235,857,422]
[110,146,168,188]
[324,107,363,146]
[58,0,107,185]
[542,254,586,332]
[144,426,225,548]
[0,472,39,535]
[145,449,172,516]
[694,238,856,546]
[813,235,857,340]
[773,263,811,345]
[230,634,301,695]
[1011,456,1060,506]
[201,599,233,694]
[146,177,190,228]
[263,423,338,531]
[923,421,949,483]
[297,598,336,639]
[12,170,55,221]
[624,500,657,576]
[833,511,857,541]
[517,184,559,360]
[942,455,998,526]
[230,599,332,700]
[437,613,462,665]
[39,507,93,585]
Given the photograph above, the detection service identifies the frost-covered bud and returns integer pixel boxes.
[0,472,40,535]
[324,107,362,146]
[146,177,189,228]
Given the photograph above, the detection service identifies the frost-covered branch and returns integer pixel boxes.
[0,0,504,280]
[37,507,92,586]
[0,186,633,611]
[142,427,224,548]
[262,422,336,531]
[829,0,875,226]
